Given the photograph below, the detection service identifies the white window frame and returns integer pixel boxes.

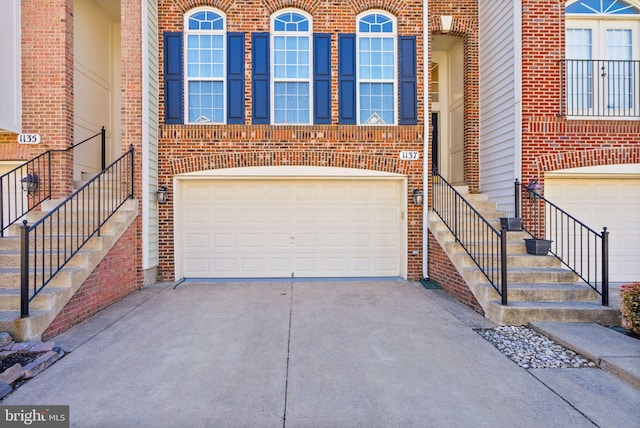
[356,10,398,126]
[270,8,313,125]
[183,7,227,124]
[566,0,640,118]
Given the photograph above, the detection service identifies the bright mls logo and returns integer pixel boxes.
[1,406,69,427]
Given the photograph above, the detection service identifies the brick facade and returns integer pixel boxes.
[429,0,479,190]
[2,0,638,332]
[520,0,640,184]
[157,0,426,281]
[42,223,139,340]
[427,232,484,315]
[0,0,143,339]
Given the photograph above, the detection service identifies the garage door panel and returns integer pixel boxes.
[185,233,209,248]
[180,178,403,278]
[185,258,211,275]
[546,176,640,282]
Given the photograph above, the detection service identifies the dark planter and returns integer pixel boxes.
[524,238,553,256]
[500,217,522,231]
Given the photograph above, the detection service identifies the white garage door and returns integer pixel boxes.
[546,172,640,282]
[178,178,404,278]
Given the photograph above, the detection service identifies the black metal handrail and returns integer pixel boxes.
[20,145,133,317]
[432,171,508,304]
[516,180,608,306]
[558,59,640,118]
[0,127,106,237]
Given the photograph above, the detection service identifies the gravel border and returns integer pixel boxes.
[477,325,597,369]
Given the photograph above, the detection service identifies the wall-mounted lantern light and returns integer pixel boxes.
[441,16,453,33]
[21,170,39,195]
[527,180,543,200]
[156,185,168,204]
[412,189,424,206]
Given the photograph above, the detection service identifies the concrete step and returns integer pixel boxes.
[467,266,578,284]
[506,282,600,302]
[0,286,72,310]
[485,300,620,325]
[0,235,104,251]
[433,208,508,221]
[0,265,85,288]
[0,247,100,269]
[428,190,619,327]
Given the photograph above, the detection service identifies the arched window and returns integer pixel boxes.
[565,0,640,117]
[357,11,397,125]
[271,10,312,124]
[184,8,226,123]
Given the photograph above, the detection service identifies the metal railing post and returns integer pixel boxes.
[602,227,609,306]
[129,145,134,199]
[101,126,106,170]
[501,227,508,305]
[514,179,521,218]
[20,220,30,318]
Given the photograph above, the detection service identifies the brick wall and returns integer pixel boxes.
[429,0,479,190]
[520,0,640,184]
[157,0,426,280]
[427,232,484,315]
[42,223,139,340]
[0,0,75,197]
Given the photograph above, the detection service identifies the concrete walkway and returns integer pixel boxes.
[3,280,639,427]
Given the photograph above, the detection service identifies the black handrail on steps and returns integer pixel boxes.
[515,179,609,306]
[19,145,134,318]
[432,170,509,305]
[0,127,106,237]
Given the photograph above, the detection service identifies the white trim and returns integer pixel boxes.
[142,0,150,269]
[179,165,405,177]
[423,0,429,279]
[0,0,21,133]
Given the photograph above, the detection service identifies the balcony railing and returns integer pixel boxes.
[558,59,640,118]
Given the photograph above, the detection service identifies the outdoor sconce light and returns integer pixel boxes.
[440,16,453,33]
[527,180,543,200]
[412,189,424,206]
[21,170,39,195]
[156,185,168,204]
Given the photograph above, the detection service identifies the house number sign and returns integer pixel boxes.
[399,151,420,160]
[17,134,41,144]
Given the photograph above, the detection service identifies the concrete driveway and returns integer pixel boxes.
[3,280,639,427]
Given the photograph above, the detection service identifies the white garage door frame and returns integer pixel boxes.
[174,166,409,280]
[545,164,640,283]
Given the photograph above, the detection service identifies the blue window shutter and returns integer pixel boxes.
[398,36,418,125]
[252,32,270,124]
[227,32,245,124]
[338,34,356,124]
[164,32,183,124]
[313,33,332,124]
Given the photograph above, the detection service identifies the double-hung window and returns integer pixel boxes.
[164,8,245,124]
[185,8,226,124]
[565,0,640,118]
[337,11,416,125]
[357,12,396,125]
[271,11,312,124]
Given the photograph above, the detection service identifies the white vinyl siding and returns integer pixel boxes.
[478,0,522,215]
[143,0,159,271]
[0,0,21,133]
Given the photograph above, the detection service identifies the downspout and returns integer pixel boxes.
[422,0,429,279]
